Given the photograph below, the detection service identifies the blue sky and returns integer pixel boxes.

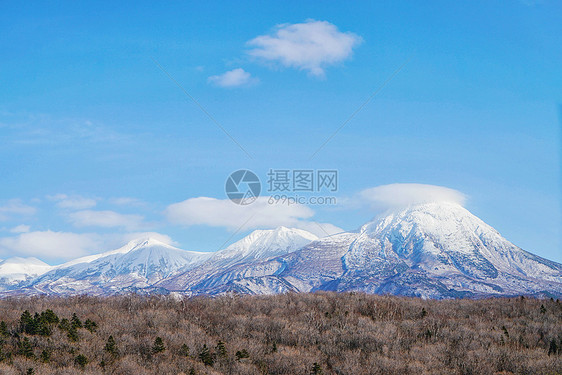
[0,1,560,264]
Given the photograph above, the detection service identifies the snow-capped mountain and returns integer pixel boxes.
[157,227,319,293]
[335,202,562,298]
[23,238,212,295]
[0,257,52,291]
[3,203,562,299]
[158,202,562,298]
[207,226,318,267]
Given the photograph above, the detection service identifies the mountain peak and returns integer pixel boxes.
[26,236,212,295]
[0,257,53,285]
[231,227,318,248]
[210,227,318,264]
[362,201,493,238]
[0,257,50,266]
[339,200,562,297]
[125,237,175,250]
[59,237,178,269]
[4,207,561,299]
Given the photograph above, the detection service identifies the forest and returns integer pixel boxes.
[0,292,560,374]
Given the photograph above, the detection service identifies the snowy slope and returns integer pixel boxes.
[3,203,562,299]
[25,238,212,295]
[157,227,318,292]
[0,257,52,291]
[336,202,562,298]
[161,202,562,298]
[208,226,318,267]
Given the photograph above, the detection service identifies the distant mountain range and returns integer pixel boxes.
[2,202,561,299]
[0,257,52,291]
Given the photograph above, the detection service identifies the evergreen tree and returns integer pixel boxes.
[40,309,59,324]
[34,313,52,337]
[215,340,227,358]
[502,326,509,338]
[235,349,249,361]
[199,344,214,366]
[540,305,547,314]
[84,319,97,333]
[104,336,119,357]
[75,354,88,369]
[67,327,79,342]
[19,310,35,334]
[272,342,278,353]
[18,337,34,358]
[59,318,71,332]
[152,337,166,354]
[0,321,9,337]
[40,349,51,363]
[33,313,41,329]
[71,313,83,329]
[26,368,34,375]
[188,367,197,375]
[311,362,323,375]
[548,339,558,356]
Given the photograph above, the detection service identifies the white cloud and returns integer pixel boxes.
[358,183,467,211]
[48,194,97,210]
[10,224,30,234]
[247,19,362,77]
[2,113,125,146]
[165,196,342,237]
[166,197,312,229]
[68,210,145,230]
[0,199,36,221]
[109,197,145,207]
[208,68,257,87]
[0,230,177,262]
[0,231,99,261]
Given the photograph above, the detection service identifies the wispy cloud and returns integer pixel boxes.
[165,196,342,237]
[0,230,176,262]
[357,183,467,212]
[68,210,145,231]
[10,224,30,234]
[208,68,258,88]
[48,194,98,210]
[0,199,36,221]
[0,231,100,261]
[108,197,145,207]
[247,19,362,77]
[1,113,127,146]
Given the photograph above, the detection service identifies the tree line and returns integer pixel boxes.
[0,292,560,374]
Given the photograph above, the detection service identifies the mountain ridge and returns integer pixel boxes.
[0,257,53,291]
[3,202,561,299]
